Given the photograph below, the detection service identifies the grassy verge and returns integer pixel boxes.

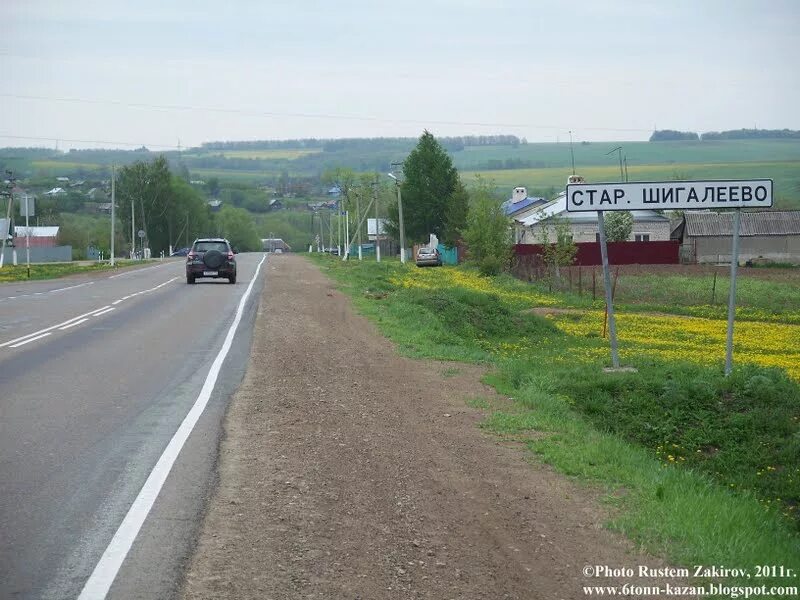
[0,260,143,283]
[308,254,800,586]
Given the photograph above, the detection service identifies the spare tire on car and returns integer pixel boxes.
[203,249,225,269]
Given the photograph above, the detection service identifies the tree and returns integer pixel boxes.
[216,205,261,252]
[117,156,211,255]
[604,211,633,242]
[386,131,464,245]
[462,177,512,275]
[116,156,171,255]
[538,215,577,281]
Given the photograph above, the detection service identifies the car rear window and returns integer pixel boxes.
[194,241,228,252]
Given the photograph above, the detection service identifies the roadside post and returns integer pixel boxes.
[725,209,741,375]
[566,178,773,373]
[21,194,34,278]
[595,210,620,367]
[111,164,116,267]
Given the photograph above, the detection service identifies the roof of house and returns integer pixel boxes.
[14,226,59,237]
[518,193,669,226]
[502,196,547,216]
[683,211,800,237]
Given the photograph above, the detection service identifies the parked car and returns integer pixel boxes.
[186,238,237,284]
[170,247,189,257]
[415,246,442,267]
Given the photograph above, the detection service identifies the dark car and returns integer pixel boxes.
[415,246,442,267]
[170,247,190,257]
[186,238,237,284]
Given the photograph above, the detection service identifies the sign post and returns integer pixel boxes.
[596,210,620,368]
[566,179,773,374]
[725,209,741,375]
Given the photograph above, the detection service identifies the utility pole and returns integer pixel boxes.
[110,164,116,266]
[387,170,406,263]
[569,131,576,176]
[131,198,135,259]
[0,171,16,269]
[374,175,380,262]
[606,146,624,182]
[23,194,31,278]
[356,189,362,260]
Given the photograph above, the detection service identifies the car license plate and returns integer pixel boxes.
[203,270,218,276]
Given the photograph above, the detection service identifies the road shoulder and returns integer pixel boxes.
[181,254,672,599]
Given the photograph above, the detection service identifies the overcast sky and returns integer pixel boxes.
[3,0,798,150]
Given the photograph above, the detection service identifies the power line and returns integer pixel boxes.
[0,92,655,133]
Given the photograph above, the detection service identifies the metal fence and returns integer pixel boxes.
[0,245,73,263]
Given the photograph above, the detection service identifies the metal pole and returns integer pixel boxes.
[397,183,406,263]
[725,209,741,376]
[25,195,30,278]
[597,211,620,368]
[110,164,116,266]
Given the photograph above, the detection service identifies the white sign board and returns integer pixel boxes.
[566,179,773,212]
[20,196,35,217]
[367,218,387,236]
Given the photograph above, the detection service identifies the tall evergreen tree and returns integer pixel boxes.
[386,131,465,245]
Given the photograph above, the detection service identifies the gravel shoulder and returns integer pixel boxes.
[180,254,672,599]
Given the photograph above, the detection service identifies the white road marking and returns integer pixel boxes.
[0,278,178,349]
[78,255,267,600]
[92,308,116,317]
[0,308,113,348]
[59,318,89,330]
[9,332,52,348]
[109,263,169,279]
[0,281,94,303]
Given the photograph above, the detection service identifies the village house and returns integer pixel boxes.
[671,210,800,265]
[514,191,671,244]
[501,186,548,221]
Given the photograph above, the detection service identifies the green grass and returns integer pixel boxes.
[0,261,131,282]
[309,254,800,584]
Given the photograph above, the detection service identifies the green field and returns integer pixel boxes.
[215,149,321,160]
[464,161,800,208]
[31,160,109,173]
[453,139,800,170]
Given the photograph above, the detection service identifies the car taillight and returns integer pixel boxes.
[187,252,196,260]
[227,252,235,260]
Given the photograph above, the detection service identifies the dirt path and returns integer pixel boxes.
[181,254,671,599]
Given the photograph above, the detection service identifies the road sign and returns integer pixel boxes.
[20,195,35,217]
[566,179,773,212]
[137,229,146,238]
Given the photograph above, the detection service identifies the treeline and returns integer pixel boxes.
[650,128,800,142]
[201,134,522,153]
[701,128,800,140]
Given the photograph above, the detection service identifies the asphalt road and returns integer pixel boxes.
[0,254,267,600]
